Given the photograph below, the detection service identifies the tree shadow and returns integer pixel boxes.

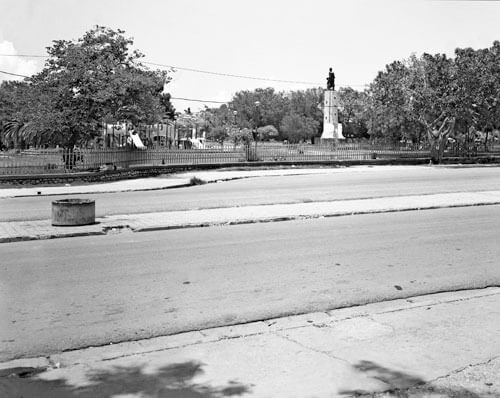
[0,360,251,398]
[338,360,482,397]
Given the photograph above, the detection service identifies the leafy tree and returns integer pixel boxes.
[404,53,460,161]
[367,43,500,160]
[228,128,253,147]
[0,81,28,148]
[368,54,461,158]
[338,87,370,140]
[159,93,176,121]
[0,80,58,148]
[5,26,174,148]
[201,104,235,131]
[230,88,288,131]
[287,88,323,139]
[454,42,500,149]
[280,113,319,143]
[228,87,322,141]
[287,88,323,119]
[207,126,229,147]
[368,59,423,145]
[256,125,279,141]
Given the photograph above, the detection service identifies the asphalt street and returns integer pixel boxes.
[1,205,499,361]
[2,166,500,221]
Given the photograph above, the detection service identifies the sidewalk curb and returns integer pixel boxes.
[1,157,499,187]
[0,230,105,243]
[0,166,430,198]
[2,164,500,198]
[2,287,499,370]
[0,182,193,199]
[130,201,500,232]
[2,198,500,243]
[0,159,432,185]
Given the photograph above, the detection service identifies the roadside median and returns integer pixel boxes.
[1,190,500,243]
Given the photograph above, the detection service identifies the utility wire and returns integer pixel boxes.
[0,53,351,86]
[144,61,321,85]
[0,53,369,87]
[0,69,30,78]
[0,70,229,103]
[170,97,227,104]
[0,53,46,58]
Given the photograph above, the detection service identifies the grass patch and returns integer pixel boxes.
[189,176,207,186]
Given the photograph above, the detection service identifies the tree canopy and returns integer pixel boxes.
[366,43,500,159]
[0,26,175,148]
[1,29,498,158]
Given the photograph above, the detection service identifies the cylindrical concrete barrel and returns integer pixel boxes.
[52,199,95,226]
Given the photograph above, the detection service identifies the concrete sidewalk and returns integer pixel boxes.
[0,166,433,198]
[0,167,360,198]
[1,288,499,397]
[1,190,500,243]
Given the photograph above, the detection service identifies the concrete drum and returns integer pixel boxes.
[52,198,96,226]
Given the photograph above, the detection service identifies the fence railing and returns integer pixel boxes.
[0,142,497,175]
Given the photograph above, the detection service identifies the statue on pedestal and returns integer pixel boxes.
[326,67,335,91]
[321,67,344,140]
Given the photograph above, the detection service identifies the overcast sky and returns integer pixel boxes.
[0,0,499,111]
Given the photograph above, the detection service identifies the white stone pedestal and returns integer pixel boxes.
[320,89,343,141]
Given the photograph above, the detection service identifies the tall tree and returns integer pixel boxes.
[454,42,500,149]
[338,87,370,140]
[230,88,287,131]
[405,53,459,162]
[368,59,423,145]
[280,113,319,143]
[9,26,173,148]
[287,88,323,138]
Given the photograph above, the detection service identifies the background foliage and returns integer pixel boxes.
[0,25,498,161]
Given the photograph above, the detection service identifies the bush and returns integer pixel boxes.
[189,176,206,186]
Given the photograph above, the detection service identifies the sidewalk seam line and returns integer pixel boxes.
[427,355,500,385]
[272,330,352,365]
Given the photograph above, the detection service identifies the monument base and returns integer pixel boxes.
[320,123,344,141]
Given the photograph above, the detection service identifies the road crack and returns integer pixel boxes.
[272,331,351,365]
[427,355,500,385]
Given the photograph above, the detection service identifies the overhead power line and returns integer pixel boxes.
[0,53,46,58]
[0,69,30,78]
[170,97,227,104]
[0,69,229,103]
[0,53,324,86]
[144,61,321,85]
[0,53,369,87]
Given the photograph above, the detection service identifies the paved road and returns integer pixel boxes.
[1,166,500,221]
[1,205,499,361]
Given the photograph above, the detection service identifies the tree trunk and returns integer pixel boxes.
[427,132,441,164]
[426,116,455,164]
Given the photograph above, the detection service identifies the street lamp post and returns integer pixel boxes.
[253,101,261,159]
[233,110,238,127]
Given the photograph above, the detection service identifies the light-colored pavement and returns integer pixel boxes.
[2,190,500,242]
[4,165,500,222]
[1,288,499,397]
[3,165,496,199]
[2,166,500,396]
[2,206,500,362]
[0,167,380,198]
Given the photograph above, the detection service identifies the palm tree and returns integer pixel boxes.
[2,120,53,149]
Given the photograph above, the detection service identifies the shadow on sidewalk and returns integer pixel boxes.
[339,360,481,397]
[0,361,251,398]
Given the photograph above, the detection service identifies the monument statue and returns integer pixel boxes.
[321,67,344,141]
[326,67,335,91]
